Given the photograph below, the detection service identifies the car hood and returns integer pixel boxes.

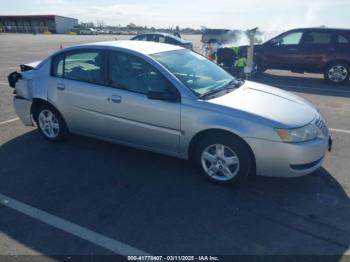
[208,81,317,128]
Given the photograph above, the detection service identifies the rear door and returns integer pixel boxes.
[49,49,112,136]
[262,30,304,70]
[299,30,335,71]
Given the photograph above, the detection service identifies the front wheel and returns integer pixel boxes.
[255,59,266,77]
[194,134,253,185]
[324,62,349,85]
[35,104,69,142]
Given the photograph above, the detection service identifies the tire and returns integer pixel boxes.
[254,59,266,77]
[194,133,253,185]
[35,103,69,142]
[324,62,349,85]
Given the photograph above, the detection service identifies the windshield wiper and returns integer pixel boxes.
[199,80,238,99]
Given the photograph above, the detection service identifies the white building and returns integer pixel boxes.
[0,15,78,34]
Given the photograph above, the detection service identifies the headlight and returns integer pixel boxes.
[275,124,324,142]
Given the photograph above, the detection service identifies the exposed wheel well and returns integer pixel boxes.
[324,60,350,71]
[188,129,256,172]
[31,98,64,124]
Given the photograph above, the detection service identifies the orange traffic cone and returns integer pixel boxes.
[59,43,63,49]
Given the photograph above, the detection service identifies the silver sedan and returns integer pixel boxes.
[10,41,332,184]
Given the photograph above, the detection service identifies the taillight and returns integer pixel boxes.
[8,71,22,88]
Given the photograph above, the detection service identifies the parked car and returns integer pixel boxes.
[253,28,350,85]
[9,41,332,185]
[78,28,98,35]
[131,32,193,49]
[201,28,240,44]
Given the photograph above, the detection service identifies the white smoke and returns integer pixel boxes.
[265,0,329,34]
[214,0,331,48]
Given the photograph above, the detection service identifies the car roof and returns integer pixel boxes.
[133,32,191,44]
[136,32,170,37]
[78,40,184,55]
[288,27,350,32]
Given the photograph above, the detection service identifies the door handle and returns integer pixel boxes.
[57,83,65,91]
[287,48,298,52]
[110,95,122,103]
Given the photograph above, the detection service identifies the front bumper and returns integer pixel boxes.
[13,96,34,126]
[245,136,331,177]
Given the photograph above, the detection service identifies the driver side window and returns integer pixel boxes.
[277,31,303,46]
[108,51,175,95]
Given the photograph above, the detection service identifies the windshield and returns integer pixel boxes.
[151,49,235,97]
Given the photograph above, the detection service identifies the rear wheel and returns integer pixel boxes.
[324,62,349,85]
[194,133,253,185]
[255,59,266,77]
[35,103,69,142]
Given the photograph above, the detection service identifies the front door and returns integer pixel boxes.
[262,31,304,70]
[103,50,181,154]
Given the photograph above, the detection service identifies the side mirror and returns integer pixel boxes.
[271,38,281,46]
[147,89,179,102]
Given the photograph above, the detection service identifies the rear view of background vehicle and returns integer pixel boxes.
[254,27,350,85]
[131,32,193,49]
[78,28,98,35]
[201,28,241,45]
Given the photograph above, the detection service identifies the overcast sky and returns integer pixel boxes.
[2,0,350,30]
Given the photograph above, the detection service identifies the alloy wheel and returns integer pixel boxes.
[328,65,348,83]
[38,109,60,138]
[201,144,240,181]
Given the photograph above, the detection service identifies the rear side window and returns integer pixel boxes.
[134,35,147,41]
[147,35,158,42]
[166,36,179,45]
[158,35,166,43]
[304,32,332,45]
[337,34,350,44]
[51,50,103,84]
[52,54,64,77]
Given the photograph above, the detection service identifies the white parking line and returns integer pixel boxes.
[330,128,350,135]
[0,82,9,85]
[0,193,149,256]
[0,118,19,126]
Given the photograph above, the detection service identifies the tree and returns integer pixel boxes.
[127,23,136,29]
[96,20,105,29]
